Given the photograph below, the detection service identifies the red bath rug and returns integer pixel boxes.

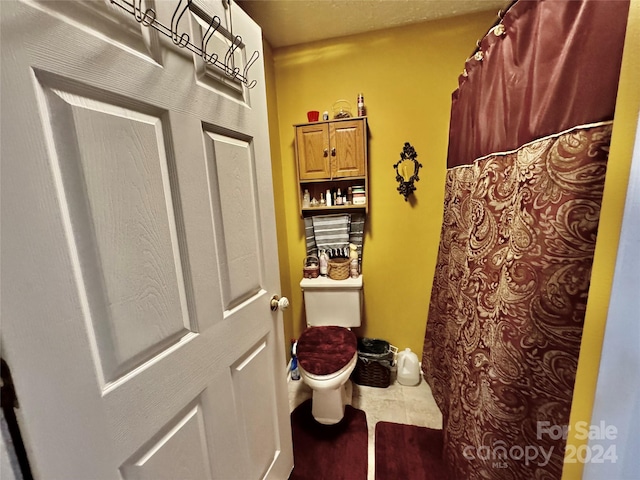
[375,422,445,480]
[289,399,368,480]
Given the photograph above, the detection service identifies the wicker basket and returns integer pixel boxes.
[351,338,394,388]
[327,257,350,280]
[352,358,391,388]
[303,256,319,278]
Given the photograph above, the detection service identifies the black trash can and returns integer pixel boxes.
[351,338,394,388]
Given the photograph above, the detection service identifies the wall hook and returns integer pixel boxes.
[110,0,259,88]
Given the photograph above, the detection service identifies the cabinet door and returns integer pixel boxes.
[330,119,366,178]
[296,123,331,179]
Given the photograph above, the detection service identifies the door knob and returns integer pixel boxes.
[331,147,336,156]
[323,148,328,157]
[270,295,290,312]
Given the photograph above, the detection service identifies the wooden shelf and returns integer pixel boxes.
[294,115,368,127]
[300,176,366,184]
[301,204,366,216]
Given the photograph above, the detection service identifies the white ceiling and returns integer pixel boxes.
[236,0,508,48]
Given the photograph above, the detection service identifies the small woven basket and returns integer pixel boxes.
[327,257,350,280]
[303,256,319,278]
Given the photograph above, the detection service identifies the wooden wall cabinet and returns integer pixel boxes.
[294,117,368,216]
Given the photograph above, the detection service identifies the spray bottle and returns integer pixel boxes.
[290,339,300,381]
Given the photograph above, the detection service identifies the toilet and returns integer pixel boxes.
[296,275,363,425]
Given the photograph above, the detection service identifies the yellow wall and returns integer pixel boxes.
[267,12,496,356]
[263,40,296,357]
[562,2,640,478]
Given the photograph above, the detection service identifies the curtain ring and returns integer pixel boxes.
[474,51,484,62]
[494,24,506,37]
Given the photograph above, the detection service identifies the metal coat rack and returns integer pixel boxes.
[110,0,259,88]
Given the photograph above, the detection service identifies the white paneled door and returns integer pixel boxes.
[1,0,293,478]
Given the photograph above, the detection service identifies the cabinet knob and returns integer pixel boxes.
[331,147,336,156]
[323,148,328,157]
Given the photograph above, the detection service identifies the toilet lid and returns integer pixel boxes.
[297,326,357,376]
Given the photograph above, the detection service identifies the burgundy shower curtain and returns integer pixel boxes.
[422,1,630,479]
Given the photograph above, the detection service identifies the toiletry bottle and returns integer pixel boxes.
[320,192,326,206]
[319,250,328,276]
[336,188,343,205]
[357,93,366,116]
[290,339,300,380]
[291,355,300,380]
[303,189,310,208]
[325,189,332,207]
[349,243,359,278]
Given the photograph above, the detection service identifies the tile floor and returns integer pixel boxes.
[288,372,443,479]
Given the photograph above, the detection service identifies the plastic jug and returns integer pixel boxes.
[397,348,420,386]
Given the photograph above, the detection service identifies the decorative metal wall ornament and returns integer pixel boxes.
[394,142,422,201]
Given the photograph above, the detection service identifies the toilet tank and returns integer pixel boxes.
[300,276,363,328]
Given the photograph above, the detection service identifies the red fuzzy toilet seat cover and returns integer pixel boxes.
[297,326,357,376]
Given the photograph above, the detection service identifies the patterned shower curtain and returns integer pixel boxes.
[422,1,630,479]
